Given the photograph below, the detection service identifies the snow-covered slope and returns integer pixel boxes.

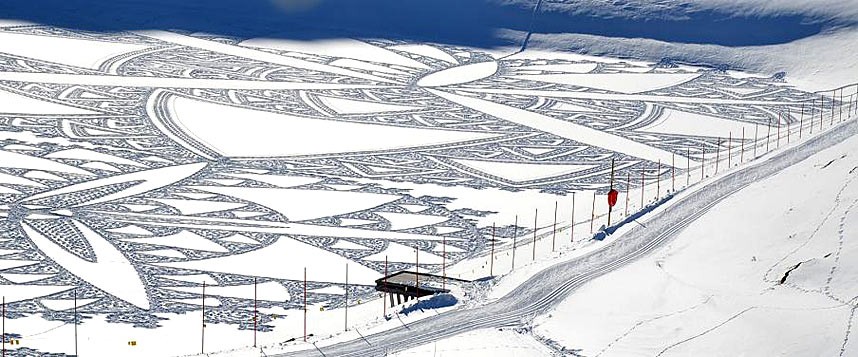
[532,120,858,356]
[0,1,855,356]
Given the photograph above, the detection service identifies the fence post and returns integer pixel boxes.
[202,281,206,353]
[715,139,721,174]
[656,160,661,199]
[344,265,348,332]
[74,288,78,357]
[727,131,732,167]
[740,127,745,163]
[512,215,518,269]
[671,153,675,192]
[254,278,258,346]
[531,208,538,261]
[303,268,307,342]
[777,113,781,149]
[571,193,576,242]
[686,148,690,187]
[490,223,495,277]
[799,103,804,139]
[551,201,557,252]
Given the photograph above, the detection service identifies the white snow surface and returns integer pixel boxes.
[532,121,858,356]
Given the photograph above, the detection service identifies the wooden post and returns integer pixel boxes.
[656,160,661,199]
[607,158,615,226]
[766,119,771,152]
[254,278,258,346]
[590,191,596,234]
[512,215,518,269]
[835,88,843,123]
[839,88,843,122]
[490,223,495,276]
[776,113,781,149]
[787,108,791,144]
[701,144,705,180]
[641,170,645,208]
[551,201,557,252]
[671,153,675,192]
[202,281,206,354]
[415,248,419,294]
[820,95,824,130]
[571,194,576,242]
[531,208,538,261]
[727,132,732,167]
[442,234,446,290]
[828,89,837,126]
[344,264,348,332]
[810,98,816,134]
[383,256,388,315]
[74,288,78,357]
[740,127,745,163]
[686,148,690,186]
[715,139,721,174]
[849,85,858,115]
[303,267,307,342]
[799,103,804,139]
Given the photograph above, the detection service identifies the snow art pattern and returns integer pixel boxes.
[0,25,835,329]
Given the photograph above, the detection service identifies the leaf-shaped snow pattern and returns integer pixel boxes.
[23,162,207,208]
[22,220,151,309]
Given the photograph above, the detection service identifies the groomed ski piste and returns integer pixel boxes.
[0,1,856,356]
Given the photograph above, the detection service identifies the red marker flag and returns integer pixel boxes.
[607,189,619,208]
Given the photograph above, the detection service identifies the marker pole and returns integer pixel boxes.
[303,268,307,342]
[202,281,206,354]
[344,265,348,332]
[551,201,557,252]
[570,194,576,242]
[490,223,495,277]
[531,208,538,261]
[74,288,78,357]
[512,215,518,270]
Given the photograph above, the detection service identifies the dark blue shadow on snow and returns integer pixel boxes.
[400,293,457,316]
[0,0,835,47]
[593,193,675,241]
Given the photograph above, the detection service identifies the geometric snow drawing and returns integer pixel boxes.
[0,31,149,70]
[152,92,500,158]
[516,73,701,94]
[636,108,759,138]
[0,24,834,338]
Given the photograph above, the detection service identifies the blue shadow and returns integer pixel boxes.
[400,293,458,316]
[593,193,675,241]
[0,0,835,47]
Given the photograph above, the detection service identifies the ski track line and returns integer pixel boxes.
[594,296,714,357]
[275,119,858,357]
[655,307,756,357]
